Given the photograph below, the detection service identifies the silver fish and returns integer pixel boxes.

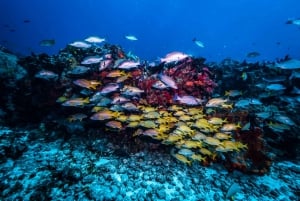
[69,41,91,48]
[266,83,286,91]
[125,35,138,41]
[160,51,189,64]
[84,36,105,43]
[100,83,119,94]
[158,74,178,89]
[174,95,203,106]
[275,59,300,70]
[286,18,300,26]
[81,56,102,65]
[118,61,140,70]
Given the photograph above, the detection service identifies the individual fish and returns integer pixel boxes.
[289,71,300,80]
[62,97,89,107]
[173,95,203,106]
[291,86,300,95]
[158,74,178,89]
[81,56,102,65]
[241,72,248,81]
[152,80,169,89]
[111,96,130,104]
[273,115,295,126]
[84,36,105,43]
[39,39,55,46]
[286,18,300,26]
[121,85,144,96]
[73,79,101,90]
[69,41,92,48]
[105,120,122,130]
[67,66,90,76]
[106,70,126,78]
[160,51,189,64]
[224,90,242,97]
[90,110,119,121]
[35,70,58,80]
[205,98,227,107]
[192,38,205,48]
[121,102,139,111]
[275,59,300,70]
[96,97,112,107]
[125,35,138,41]
[117,61,140,70]
[173,153,192,165]
[266,83,286,91]
[246,51,260,58]
[99,59,113,71]
[99,83,120,94]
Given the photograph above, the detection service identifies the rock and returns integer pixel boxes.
[0,51,27,80]
[156,189,166,199]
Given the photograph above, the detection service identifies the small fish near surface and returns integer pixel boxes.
[84,36,105,43]
[160,51,189,64]
[246,51,260,58]
[125,35,138,41]
[69,41,92,48]
[192,38,205,48]
[39,39,55,47]
[286,18,300,26]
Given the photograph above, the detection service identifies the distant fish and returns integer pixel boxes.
[69,41,92,48]
[125,35,138,41]
[81,56,102,65]
[23,19,31,23]
[275,59,300,70]
[158,74,178,89]
[192,38,205,48]
[266,83,286,91]
[262,76,286,83]
[35,70,58,80]
[286,18,300,26]
[39,39,55,47]
[246,51,260,58]
[84,36,105,43]
[160,51,189,64]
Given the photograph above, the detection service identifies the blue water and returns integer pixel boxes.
[1,0,299,62]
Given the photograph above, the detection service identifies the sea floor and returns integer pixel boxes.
[0,127,299,201]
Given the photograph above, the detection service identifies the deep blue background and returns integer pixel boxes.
[0,0,299,62]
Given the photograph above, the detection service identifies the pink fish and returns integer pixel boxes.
[158,74,178,89]
[174,95,204,106]
[99,59,113,71]
[81,56,102,65]
[160,52,189,64]
[99,83,119,94]
[118,61,140,70]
